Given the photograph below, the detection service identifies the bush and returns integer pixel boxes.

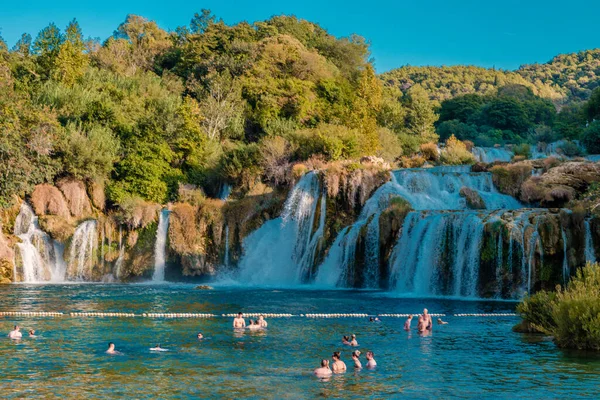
[514,291,557,333]
[490,163,532,197]
[515,262,600,351]
[582,121,600,154]
[512,143,531,158]
[559,140,583,157]
[440,135,475,165]
[420,142,439,162]
[376,128,403,162]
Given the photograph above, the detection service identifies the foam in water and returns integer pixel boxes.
[236,172,325,286]
[585,219,596,263]
[472,147,513,163]
[152,209,170,282]
[67,220,98,281]
[14,203,66,283]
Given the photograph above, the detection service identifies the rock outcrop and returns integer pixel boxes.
[460,187,486,209]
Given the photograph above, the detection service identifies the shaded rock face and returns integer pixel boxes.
[31,184,70,219]
[0,229,15,283]
[57,179,92,218]
[459,187,486,209]
[520,162,600,207]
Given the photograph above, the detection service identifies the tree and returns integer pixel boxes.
[582,121,600,154]
[0,31,7,52]
[350,64,382,154]
[585,87,600,121]
[190,9,216,34]
[404,84,438,140]
[53,19,88,85]
[12,33,32,57]
[32,23,63,78]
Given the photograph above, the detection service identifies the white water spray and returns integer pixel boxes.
[152,209,170,282]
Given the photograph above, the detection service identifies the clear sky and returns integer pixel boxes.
[0,0,598,72]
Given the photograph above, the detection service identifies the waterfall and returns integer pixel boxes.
[67,220,98,281]
[224,225,230,267]
[585,219,596,263]
[388,212,484,297]
[236,172,325,286]
[152,209,170,282]
[561,228,569,285]
[114,226,124,280]
[472,147,513,163]
[219,183,232,201]
[496,227,503,298]
[14,203,66,283]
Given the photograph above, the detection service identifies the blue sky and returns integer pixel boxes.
[0,0,598,72]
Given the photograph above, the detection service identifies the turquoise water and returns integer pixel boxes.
[1,285,599,399]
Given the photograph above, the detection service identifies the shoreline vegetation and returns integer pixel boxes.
[515,262,600,351]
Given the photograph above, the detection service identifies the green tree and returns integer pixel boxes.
[190,9,216,34]
[32,22,63,78]
[12,33,32,56]
[53,19,89,85]
[582,121,600,154]
[585,87,600,121]
[404,84,438,140]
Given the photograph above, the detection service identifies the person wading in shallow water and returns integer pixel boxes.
[423,309,433,331]
[106,342,121,355]
[366,351,377,369]
[233,312,245,328]
[331,352,347,373]
[314,359,332,377]
[351,351,362,369]
[8,325,22,340]
[258,315,268,328]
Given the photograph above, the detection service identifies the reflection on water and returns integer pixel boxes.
[0,284,599,398]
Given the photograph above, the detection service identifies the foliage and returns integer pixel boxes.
[515,291,557,333]
[512,143,531,158]
[582,121,600,154]
[440,135,475,165]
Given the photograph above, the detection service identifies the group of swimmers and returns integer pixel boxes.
[403,308,447,334]
[233,312,267,330]
[7,325,35,340]
[314,351,377,377]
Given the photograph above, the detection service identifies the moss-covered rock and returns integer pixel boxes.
[459,187,486,209]
[38,215,76,242]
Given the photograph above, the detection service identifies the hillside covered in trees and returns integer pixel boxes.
[0,11,599,210]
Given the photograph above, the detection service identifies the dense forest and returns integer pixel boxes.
[1,12,599,210]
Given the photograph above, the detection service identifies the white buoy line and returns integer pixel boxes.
[0,311,518,318]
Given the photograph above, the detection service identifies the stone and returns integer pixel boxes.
[459,187,486,209]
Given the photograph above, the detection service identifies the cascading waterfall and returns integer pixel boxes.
[219,183,232,201]
[152,209,170,282]
[67,220,98,281]
[561,228,569,285]
[14,203,65,282]
[236,172,325,286]
[224,225,230,267]
[114,226,124,280]
[585,219,596,263]
[496,227,503,298]
[472,147,513,163]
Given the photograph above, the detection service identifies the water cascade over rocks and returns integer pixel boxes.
[472,147,513,163]
[152,209,171,282]
[14,203,66,282]
[585,219,597,263]
[67,220,98,281]
[235,172,326,285]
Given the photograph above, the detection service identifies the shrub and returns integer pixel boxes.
[398,155,426,168]
[512,143,531,158]
[420,142,439,162]
[490,163,532,197]
[582,121,600,154]
[440,135,475,165]
[514,291,557,333]
[376,127,403,162]
[559,140,583,157]
[259,135,294,185]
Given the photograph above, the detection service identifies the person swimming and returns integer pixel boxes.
[351,350,362,369]
[349,334,359,347]
[366,351,377,369]
[248,320,262,330]
[233,312,246,328]
[197,332,204,340]
[342,335,350,345]
[8,325,22,340]
[331,351,346,373]
[150,344,168,351]
[437,318,448,325]
[404,315,413,331]
[28,329,36,337]
[106,342,121,355]
[314,359,332,377]
[258,315,268,328]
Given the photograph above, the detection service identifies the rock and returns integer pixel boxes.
[490,162,533,198]
[89,180,106,210]
[0,230,14,283]
[57,178,92,218]
[459,187,486,209]
[31,184,70,218]
[195,285,213,290]
[38,215,76,242]
[520,162,600,207]
[471,162,488,173]
[360,156,391,169]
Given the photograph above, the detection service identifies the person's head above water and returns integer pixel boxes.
[351,334,356,339]
[352,350,361,358]
[423,308,429,315]
[408,314,413,319]
[14,325,20,331]
[320,359,329,367]
[29,329,35,335]
[332,351,341,360]
[108,342,115,350]
[259,315,264,320]
[237,312,243,317]
[197,332,203,339]
[366,351,374,360]
[343,335,349,341]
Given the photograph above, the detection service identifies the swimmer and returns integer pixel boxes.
[374,317,381,322]
[106,342,121,355]
[423,308,433,330]
[437,318,448,325]
[233,312,246,328]
[314,359,332,377]
[342,335,350,345]
[197,332,204,340]
[150,344,168,351]
[366,351,377,369]
[404,315,413,331]
[28,329,36,337]
[351,350,362,369]
[8,325,22,340]
[417,315,426,333]
[331,351,346,373]
[248,320,261,330]
[349,334,359,347]
[258,315,268,328]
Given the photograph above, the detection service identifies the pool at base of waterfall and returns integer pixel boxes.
[1,285,599,399]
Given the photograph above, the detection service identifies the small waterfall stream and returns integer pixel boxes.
[152,209,170,282]
[67,220,98,281]
[114,226,124,280]
[472,147,513,163]
[585,219,596,263]
[561,228,569,285]
[236,172,325,285]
